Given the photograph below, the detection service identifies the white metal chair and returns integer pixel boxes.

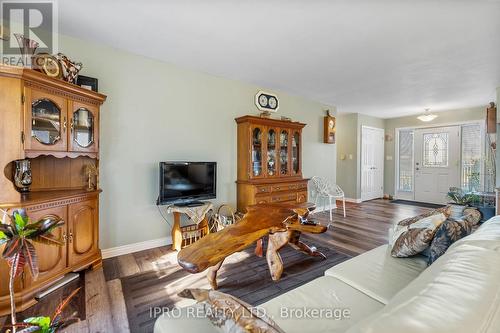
[310,176,346,221]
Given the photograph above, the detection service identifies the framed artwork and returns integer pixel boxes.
[323,113,336,144]
[76,75,98,92]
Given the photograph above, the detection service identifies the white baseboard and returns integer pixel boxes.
[344,197,362,203]
[102,236,172,259]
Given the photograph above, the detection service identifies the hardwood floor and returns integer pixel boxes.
[1,199,430,333]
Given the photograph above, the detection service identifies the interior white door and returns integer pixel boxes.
[361,126,384,201]
[414,126,460,204]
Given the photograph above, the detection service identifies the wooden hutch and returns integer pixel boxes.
[0,65,106,315]
[236,115,308,212]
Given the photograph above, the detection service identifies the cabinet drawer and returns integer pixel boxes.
[256,185,272,194]
[297,191,308,203]
[271,183,307,192]
[256,196,270,204]
[270,193,297,203]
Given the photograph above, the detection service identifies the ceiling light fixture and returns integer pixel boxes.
[417,108,437,122]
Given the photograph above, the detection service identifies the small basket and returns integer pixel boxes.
[180,221,209,248]
[209,204,244,232]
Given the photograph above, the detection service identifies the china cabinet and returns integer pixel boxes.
[0,64,106,315]
[235,115,308,212]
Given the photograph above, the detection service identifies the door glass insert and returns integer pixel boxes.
[72,108,94,148]
[31,99,61,145]
[423,132,448,167]
[398,130,414,191]
[252,127,262,176]
[280,130,289,175]
[292,132,300,174]
[267,129,276,176]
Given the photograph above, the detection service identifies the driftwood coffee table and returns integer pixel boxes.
[177,202,327,289]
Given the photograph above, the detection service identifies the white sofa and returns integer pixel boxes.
[154,216,500,333]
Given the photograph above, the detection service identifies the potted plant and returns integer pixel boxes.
[9,287,81,333]
[0,208,64,332]
[446,187,479,220]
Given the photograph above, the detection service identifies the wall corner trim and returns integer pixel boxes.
[102,236,173,259]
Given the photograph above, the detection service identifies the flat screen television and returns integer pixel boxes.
[158,161,216,205]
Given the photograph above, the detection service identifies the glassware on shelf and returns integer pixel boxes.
[292,132,300,174]
[280,130,289,175]
[267,129,276,176]
[72,108,94,148]
[31,99,62,145]
[252,127,262,176]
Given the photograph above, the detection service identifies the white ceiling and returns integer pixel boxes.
[58,0,500,118]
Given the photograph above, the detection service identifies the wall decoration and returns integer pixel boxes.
[57,53,83,83]
[32,53,62,79]
[255,91,279,112]
[13,33,38,68]
[77,75,99,92]
[323,110,336,144]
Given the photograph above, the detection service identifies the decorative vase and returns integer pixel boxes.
[57,53,83,83]
[449,204,465,220]
[13,159,32,193]
[13,33,39,68]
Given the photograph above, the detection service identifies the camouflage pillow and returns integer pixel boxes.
[397,206,451,227]
[179,288,285,333]
[427,219,473,265]
[391,213,447,257]
[462,208,481,225]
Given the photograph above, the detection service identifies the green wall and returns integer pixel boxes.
[336,113,385,199]
[58,35,337,249]
[384,106,486,196]
[336,114,358,198]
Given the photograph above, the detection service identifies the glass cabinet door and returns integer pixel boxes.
[251,126,263,177]
[292,131,301,175]
[72,108,94,148]
[267,128,278,176]
[26,89,67,151]
[31,99,62,145]
[279,129,289,176]
[69,102,98,153]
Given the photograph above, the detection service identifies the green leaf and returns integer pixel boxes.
[24,316,51,329]
[14,212,27,232]
[0,230,6,239]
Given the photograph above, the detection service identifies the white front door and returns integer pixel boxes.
[361,126,384,201]
[414,126,460,204]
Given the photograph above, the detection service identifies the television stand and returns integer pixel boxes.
[175,201,204,208]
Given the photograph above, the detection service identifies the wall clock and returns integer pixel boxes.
[323,110,336,144]
[255,91,279,112]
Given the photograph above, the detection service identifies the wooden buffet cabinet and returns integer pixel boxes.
[235,115,308,212]
[0,65,106,315]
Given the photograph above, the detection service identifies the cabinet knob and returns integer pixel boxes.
[62,232,67,243]
[63,116,67,132]
[69,231,73,243]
